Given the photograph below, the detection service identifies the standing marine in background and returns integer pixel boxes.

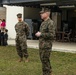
[15,13,30,62]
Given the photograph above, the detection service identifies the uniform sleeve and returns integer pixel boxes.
[25,23,30,36]
[41,21,55,40]
[14,24,16,32]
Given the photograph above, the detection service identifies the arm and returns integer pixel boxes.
[25,23,30,36]
[14,24,16,32]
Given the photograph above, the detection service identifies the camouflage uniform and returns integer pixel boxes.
[15,21,29,59]
[39,18,55,75]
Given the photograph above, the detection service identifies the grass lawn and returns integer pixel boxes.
[0,46,76,75]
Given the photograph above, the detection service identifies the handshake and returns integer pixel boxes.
[35,31,41,37]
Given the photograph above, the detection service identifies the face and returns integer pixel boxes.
[40,12,48,20]
[17,17,22,22]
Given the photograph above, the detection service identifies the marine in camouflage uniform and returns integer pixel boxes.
[36,8,55,75]
[15,13,29,62]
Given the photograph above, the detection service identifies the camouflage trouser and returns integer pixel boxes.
[15,36,28,59]
[39,49,52,75]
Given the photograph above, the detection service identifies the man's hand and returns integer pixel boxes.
[35,31,41,37]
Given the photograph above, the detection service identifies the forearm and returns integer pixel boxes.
[41,32,54,39]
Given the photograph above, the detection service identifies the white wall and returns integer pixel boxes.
[3,5,24,39]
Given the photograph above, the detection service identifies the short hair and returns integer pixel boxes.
[5,29,8,32]
[2,19,5,22]
[46,12,51,16]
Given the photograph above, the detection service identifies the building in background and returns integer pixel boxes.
[0,5,41,39]
[0,7,6,19]
[0,0,76,41]
[2,5,23,39]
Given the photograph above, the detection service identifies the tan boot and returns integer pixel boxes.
[50,72,53,75]
[25,59,29,62]
[18,58,23,62]
[50,70,53,75]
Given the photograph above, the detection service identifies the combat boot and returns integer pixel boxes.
[18,58,23,62]
[50,70,53,75]
[24,58,29,62]
[50,73,53,75]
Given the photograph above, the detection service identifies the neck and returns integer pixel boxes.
[19,20,22,22]
[44,17,49,21]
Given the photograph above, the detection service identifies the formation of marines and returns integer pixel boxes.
[15,8,55,75]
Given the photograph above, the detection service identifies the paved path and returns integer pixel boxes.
[8,40,76,53]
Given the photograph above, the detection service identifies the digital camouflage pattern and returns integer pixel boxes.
[39,18,55,49]
[15,21,29,58]
[39,18,55,75]
[39,49,52,75]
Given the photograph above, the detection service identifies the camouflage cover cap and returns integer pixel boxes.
[17,13,22,18]
[40,8,50,14]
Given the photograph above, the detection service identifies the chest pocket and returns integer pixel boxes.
[42,25,49,33]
